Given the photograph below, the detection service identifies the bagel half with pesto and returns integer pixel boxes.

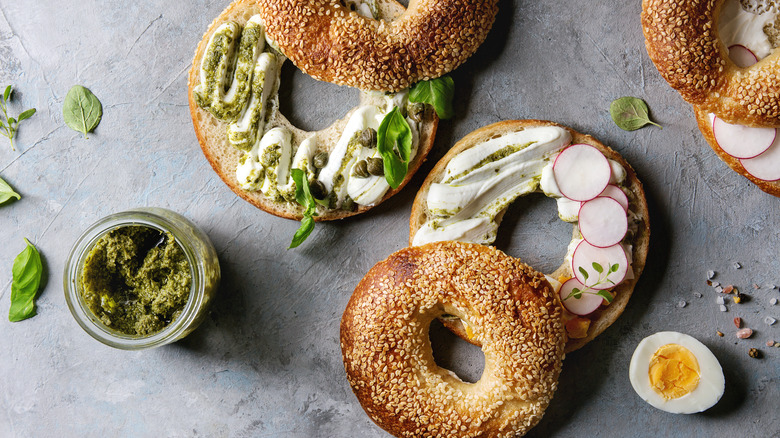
[188,0,438,226]
[408,120,650,353]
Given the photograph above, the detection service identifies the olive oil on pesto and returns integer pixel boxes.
[79,225,192,336]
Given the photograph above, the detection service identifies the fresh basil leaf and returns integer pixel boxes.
[610,96,661,131]
[3,85,10,102]
[63,85,102,139]
[409,76,454,120]
[592,262,603,274]
[578,266,589,281]
[377,107,412,189]
[596,290,614,304]
[0,176,21,204]
[18,108,36,122]
[9,238,43,322]
[289,168,318,248]
[289,215,315,249]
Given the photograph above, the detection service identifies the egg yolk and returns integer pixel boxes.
[648,344,700,400]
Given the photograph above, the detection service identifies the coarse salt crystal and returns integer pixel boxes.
[712,281,721,288]
[767,340,775,347]
[768,284,777,290]
[753,284,760,289]
[736,328,753,339]
[715,286,723,293]
[677,300,687,308]
[716,297,725,305]
[719,305,728,312]
[707,270,716,279]
[734,262,742,269]
[770,298,778,305]
[765,317,776,326]
[694,292,703,298]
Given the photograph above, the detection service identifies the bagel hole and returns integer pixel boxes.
[429,318,485,384]
[495,193,572,274]
[277,62,360,132]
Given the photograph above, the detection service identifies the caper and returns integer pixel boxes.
[359,128,377,148]
[408,102,425,122]
[352,159,369,178]
[313,152,329,169]
[309,180,327,200]
[341,197,356,212]
[366,157,384,176]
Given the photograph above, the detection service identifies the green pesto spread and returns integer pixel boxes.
[80,226,192,336]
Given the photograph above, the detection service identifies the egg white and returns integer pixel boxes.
[629,331,725,414]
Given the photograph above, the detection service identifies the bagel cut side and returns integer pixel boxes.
[188,0,438,221]
[257,0,500,92]
[341,241,565,438]
[642,0,780,127]
[409,120,651,353]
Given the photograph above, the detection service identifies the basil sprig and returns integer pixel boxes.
[377,107,413,189]
[63,85,103,139]
[289,168,318,249]
[0,176,20,204]
[0,85,36,151]
[409,76,454,120]
[610,97,661,131]
[9,238,43,322]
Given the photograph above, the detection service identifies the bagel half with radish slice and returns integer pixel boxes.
[409,120,651,352]
[188,0,441,246]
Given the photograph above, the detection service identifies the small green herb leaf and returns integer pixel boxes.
[610,263,620,273]
[610,96,661,131]
[18,108,36,122]
[9,238,43,322]
[377,107,412,189]
[571,288,583,300]
[578,266,589,281]
[596,290,614,304]
[409,76,455,120]
[63,85,102,139]
[289,168,318,249]
[0,85,36,151]
[0,176,21,204]
[592,262,604,274]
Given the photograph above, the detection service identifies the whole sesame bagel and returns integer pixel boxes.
[409,120,650,353]
[642,0,780,127]
[257,0,500,92]
[188,0,438,221]
[693,105,780,196]
[340,241,565,437]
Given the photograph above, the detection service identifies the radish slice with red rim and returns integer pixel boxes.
[728,44,758,68]
[559,278,608,316]
[572,241,628,290]
[740,136,780,181]
[552,144,611,202]
[712,116,776,159]
[578,197,628,248]
[599,184,629,211]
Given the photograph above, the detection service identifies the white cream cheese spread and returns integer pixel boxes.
[719,0,778,59]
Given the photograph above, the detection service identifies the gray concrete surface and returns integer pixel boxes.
[0,0,778,436]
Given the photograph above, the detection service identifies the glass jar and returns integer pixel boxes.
[64,207,220,350]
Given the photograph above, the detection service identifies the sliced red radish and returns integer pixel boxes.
[578,197,628,248]
[559,278,603,316]
[712,116,776,159]
[572,241,628,290]
[598,184,629,211]
[740,135,780,181]
[728,44,758,68]
[552,144,611,202]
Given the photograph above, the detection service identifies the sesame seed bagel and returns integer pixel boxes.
[341,241,565,438]
[408,120,651,353]
[257,0,500,92]
[188,0,438,221]
[693,105,780,196]
[642,0,780,127]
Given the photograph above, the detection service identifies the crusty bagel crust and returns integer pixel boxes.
[257,0,499,92]
[694,105,780,196]
[341,241,565,438]
[642,0,780,127]
[188,0,437,221]
[408,120,651,353]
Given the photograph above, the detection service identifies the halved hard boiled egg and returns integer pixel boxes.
[629,331,725,414]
